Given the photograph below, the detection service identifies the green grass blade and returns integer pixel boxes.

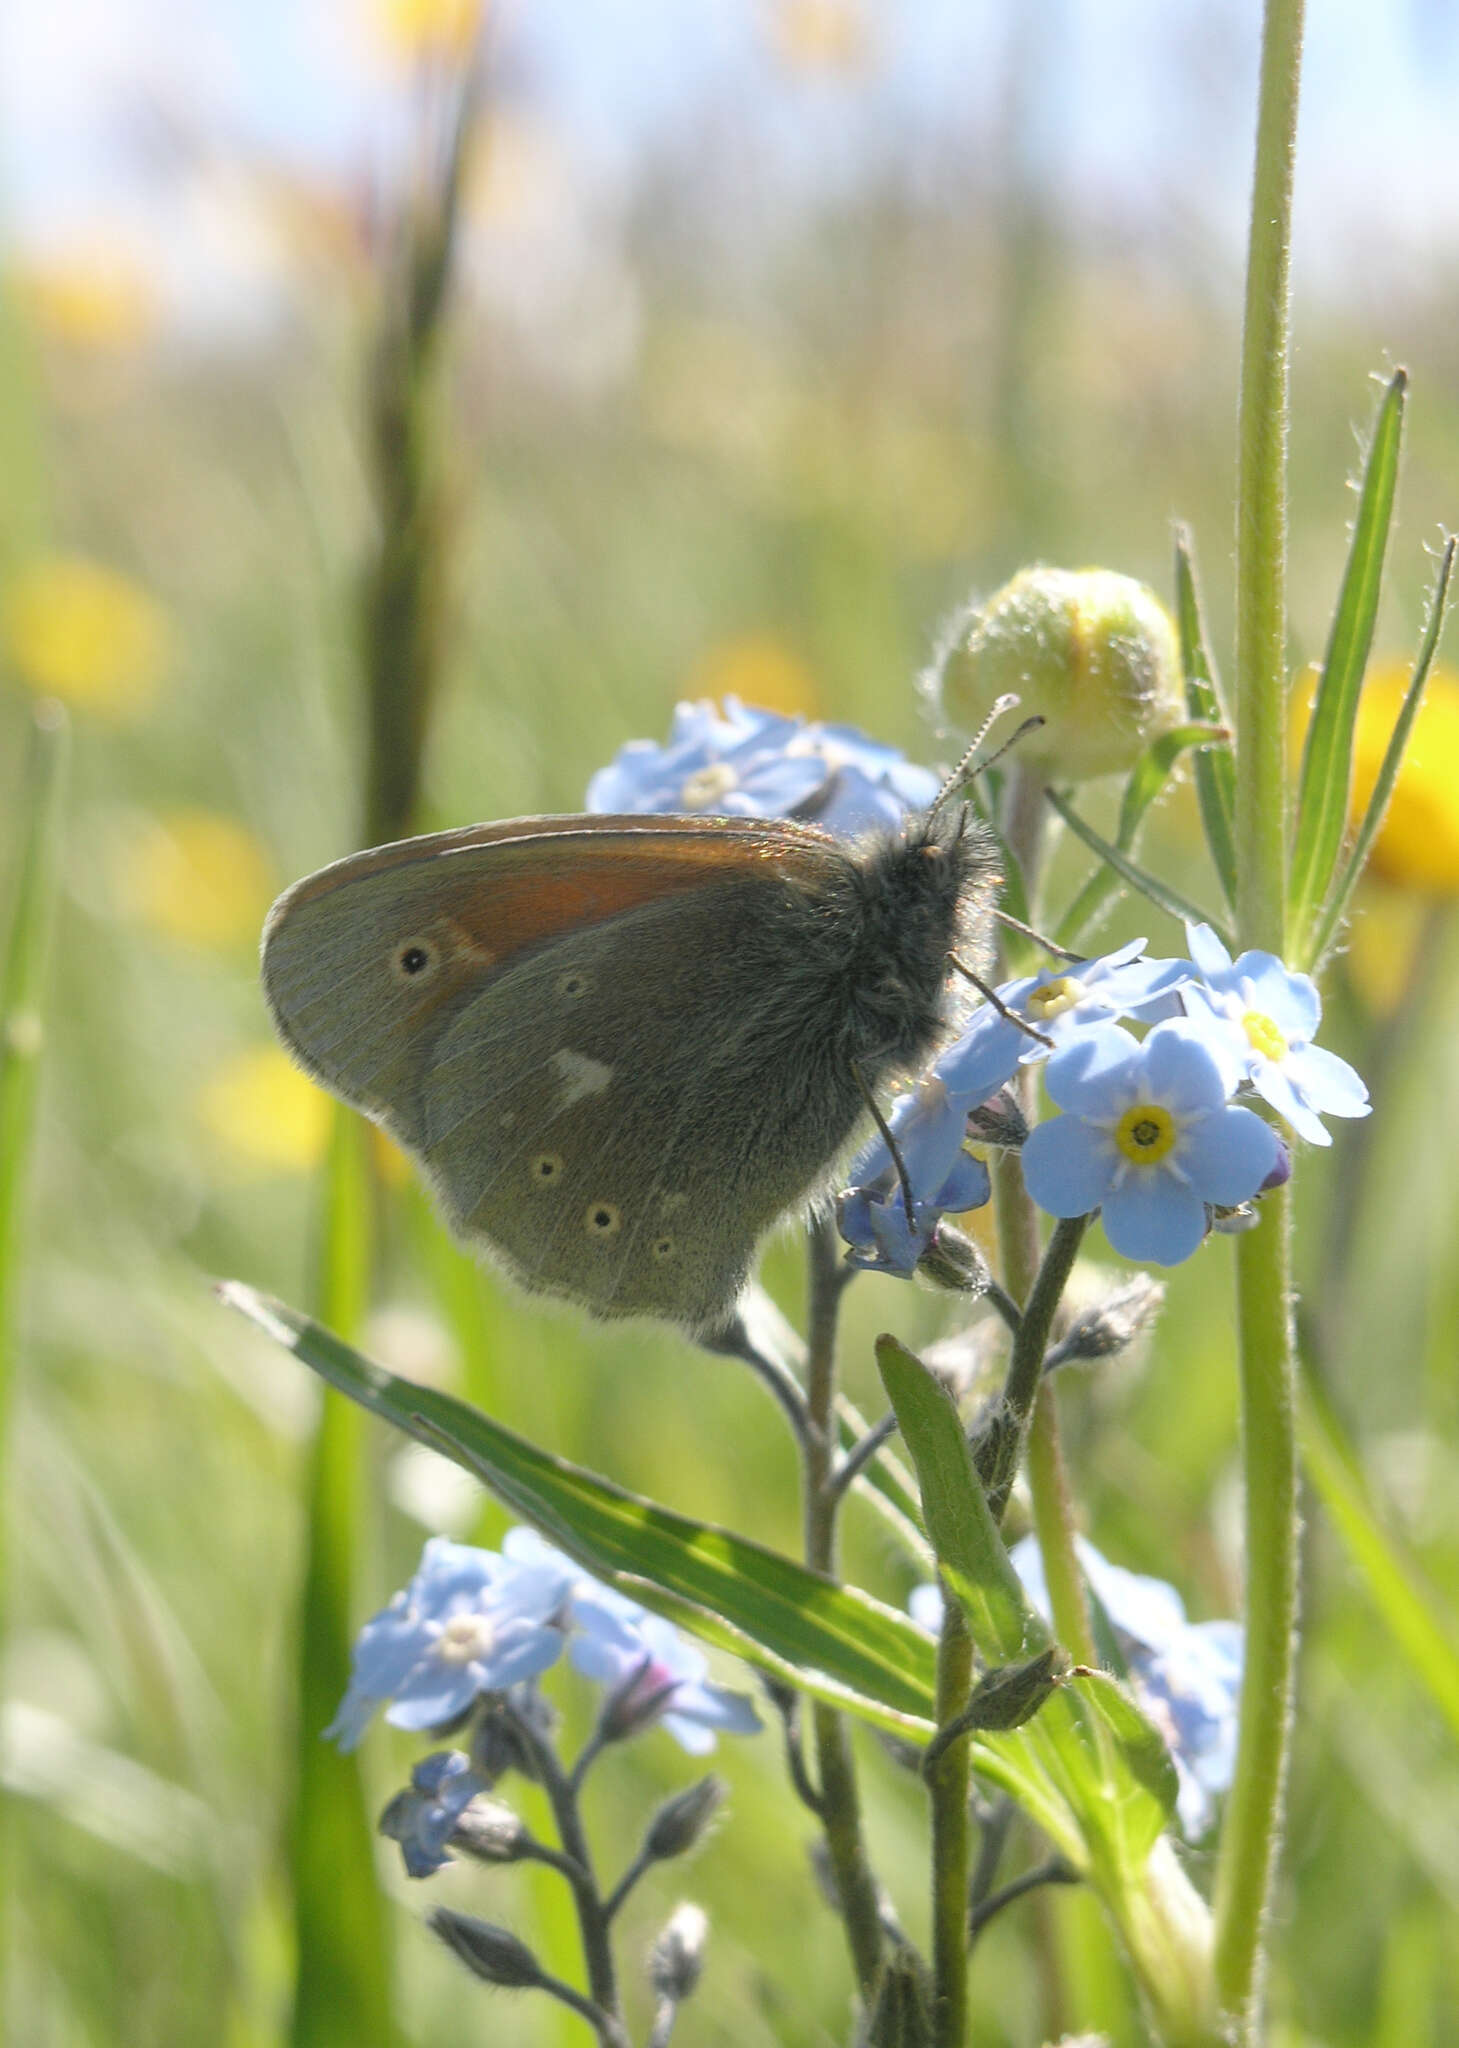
[1307,535,1456,970]
[1288,368,1407,950]
[1054,723,1227,951]
[1045,786,1234,948]
[1174,525,1239,908]
[288,1113,395,2048]
[1299,1368,1459,1748]
[219,1282,941,1722]
[0,702,68,1585]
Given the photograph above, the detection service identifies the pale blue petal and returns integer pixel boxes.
[1101,1172,1208,1265]
[1185,921,1233,979]
[1022,1115,1115,1217]
[1253,1064,1332,1146]
[1285,1041,1371,1118]
[937,1011,1027,1101]
[660,1713,718,1755]
[1236,953,1321,1038]
[1141,1023,1233,1115]
[1041,1025,1142,1115]
[1179,1104,1282,1202]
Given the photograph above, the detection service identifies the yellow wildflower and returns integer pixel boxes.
[1349,659,1459,894]
[119,810,274,952]
[2,556,171,718]
[378,0,481,63]
[10,250,154,352]
[199,1047,332,1174]
[766,0,872,75]
[684,634,821,719]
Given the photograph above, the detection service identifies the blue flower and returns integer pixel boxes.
[585,697,939,836]
[325,1536,575,1751]
[837,1077,993,1275]
[378,1749,486,1878]
[1020,1022,1280,1265]
[1176,922,1370,1146]
[1008,1536,1243,1838]
[996,938,1192,1058]
[568,1582,763,1755]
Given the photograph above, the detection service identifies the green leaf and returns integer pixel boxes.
[1288,368,1407,952]
[1306,534,1456,971]
[0,701,68,1610]
[1045,786,1234,949]
[1054,723,1228,951]
[875,1339,1176,1875]
[289,1113,395,2048]
[1299,1367,1459,1749]
[874,1336,1041,1661]
[220,1284,940,1725]
[1174,525,1239,908]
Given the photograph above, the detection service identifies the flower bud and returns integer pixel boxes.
[915,1221,991,1294]
[450,1796,530,1865]
[648,1902,709,2004]
[933,567,1182,781]
[645,1774,726,1861]
[429,1908,544,1990]
[1047,1271,1166,1370]
[961,1647,1065,1733]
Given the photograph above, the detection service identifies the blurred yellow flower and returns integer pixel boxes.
[685,634,821,719]
[766,0,873,75]
[199,1047,331,1173]
[9,251,154,352]
[1343,884,1429,1017]
[1349,659,1459,894]
[379,0,480,62]
[2,556,171,718]
[119,810,274,952]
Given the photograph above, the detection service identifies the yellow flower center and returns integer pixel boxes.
[1242,1009,1287,1062]
[1025,974,1086,1022]
[438,1613,496,1664]
[1114,1102,1178,1166]
[679,763,739,810]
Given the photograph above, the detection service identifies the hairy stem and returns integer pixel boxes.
[929,1595,974,2046]
[803,1217,885,1997]
[514,1711,619,2020]
[1215,0,1305,2034]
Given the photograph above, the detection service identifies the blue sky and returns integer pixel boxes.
[2,1,1455,336]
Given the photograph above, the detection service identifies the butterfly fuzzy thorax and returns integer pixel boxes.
[262,805,1000,1336]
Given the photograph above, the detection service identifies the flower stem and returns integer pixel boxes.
[513,1708,620,2021]
[1215,0,1305,2034]
[929,1594,974,2046]
[803,1218,885,1997]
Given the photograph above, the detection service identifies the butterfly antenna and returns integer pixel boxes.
[926,699,1046,821]
[851,1058,919,1227]
[992,909,1083,962]
[947,953,1055,1049]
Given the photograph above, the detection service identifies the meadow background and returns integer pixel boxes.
[3,3,1458,2043]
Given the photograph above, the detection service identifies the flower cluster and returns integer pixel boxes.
[840,923,1367,1272]
[583,702,1369,1271]
[331,1529,760,1876]
[587,696,939,837]
[912,1536,1243,1837]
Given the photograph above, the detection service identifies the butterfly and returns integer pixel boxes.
[262,800,1001,1336]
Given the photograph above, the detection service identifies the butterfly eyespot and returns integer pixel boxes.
[652,1235,676,1260]
[554,969,590,999]
[392,939,437,982]
[585,1202,622,1237]
[530,1152,564,1184]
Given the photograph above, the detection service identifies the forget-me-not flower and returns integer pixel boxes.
[837,1077,993,1275]
[586,697,938,836]
[1176,921,1370,1146]
[569,1580,763,1755]
[377,1749,488,1878]
[325,1536,575,1751]
[1020,1021,1280,1265]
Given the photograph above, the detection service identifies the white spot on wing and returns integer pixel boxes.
[551,1048,613,1109]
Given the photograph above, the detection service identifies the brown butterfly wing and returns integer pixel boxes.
[411,874,853,1326]
[261,813,838,1152]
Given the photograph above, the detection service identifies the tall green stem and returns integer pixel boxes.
[803,1220,884,1996]
[929,1599,973,2047]
[1215,0,1305,2034]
